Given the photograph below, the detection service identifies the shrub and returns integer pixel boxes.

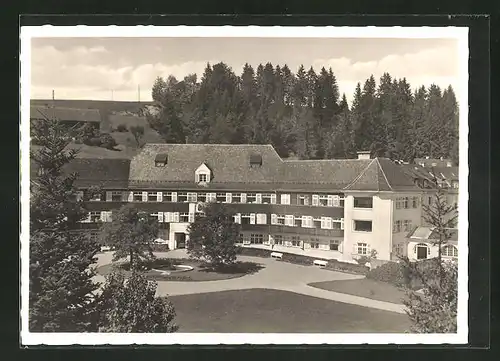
[116,124,128,132]
[151,244,170,252]
[281,253,313,266]
[325,259,369,275]
[99,133,118,150]
[366,261,406,288]
[237,247,271,258]
[85,137,102,147]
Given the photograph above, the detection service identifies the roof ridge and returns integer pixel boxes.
[343,158,376,190]
[375,158,393,191]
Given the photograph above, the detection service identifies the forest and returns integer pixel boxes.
[147,62,459,164]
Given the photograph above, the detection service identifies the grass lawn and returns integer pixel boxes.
[97,259,264,282]
[168,289,410,333]
[308,278,407,305]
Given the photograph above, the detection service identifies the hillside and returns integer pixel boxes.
[30,99,154,115]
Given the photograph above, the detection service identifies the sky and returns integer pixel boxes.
[30,37,461,105]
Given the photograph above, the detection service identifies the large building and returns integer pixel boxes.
[30,105,101,129]
[31,144,461,263]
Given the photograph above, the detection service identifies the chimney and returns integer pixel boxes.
[357,151,371,160]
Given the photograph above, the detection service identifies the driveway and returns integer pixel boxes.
[94,250,406,314]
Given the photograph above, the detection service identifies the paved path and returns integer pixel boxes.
[95,250,406,314]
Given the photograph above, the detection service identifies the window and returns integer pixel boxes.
[313,217,322,229]
[330,240,341,251]
[133,192,143,202]
[293,216,302,227]
[442,245,458,257]
[274,235,284,245]
[394,243,404,256]
[89,211,101,223]
[232,193,241,203]
[285,215,295,226]
[198,173,208,183]
[187,193,197,203]
[357,243,368,255]
[297,194,310,206]
[403,197,409,209]
[247,193,257,204]
[256,213,267,225]
[412,196,419,208]
[354,197,373,208]
[403,220,412,232]
[310,238,320,249]
[239,233,244,243]
[393,220,402,233]
[339,195,345,207]
[147,192,158,202]
[332,218,343,230]
[280,194,291,205]
[90,192,102,202]
[452,181,459,189]
[177,193,188,202]
[111,191,123,202]
[179,213,189,223]
[262,193,273,204]
[428,196,432,205]
[250,234,264,244]
[415,243,430,260]
[241,213,252,225]
[276,214,285,225]
[354,220,372,232]
[216,193,226,203]
[291,238,301,247]
[318,195,329,206]
[197,193,207,203]
[163,192,173,202]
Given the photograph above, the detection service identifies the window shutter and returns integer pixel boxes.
[240,193,247,203]
[353,243,358,254]
[332,195,340,207]
[285,215,294,226]
[164,212,172,223]
[157,192,163,202]
[158,212,164,223]
[235,213,241,224]
[301,216,307,228]
[271,214,278,225]
[256,193,262,204]
[188,213,195,222]
[173,212,180,222]
[321,217,327,229]
[271,194,277,204]
[195,173,199,183]
[250,213,256,224]
[226,193,232,203]
[100,211,106,222]
[208,193,216,202]
[257,213,267,225]
[142,191,148,202]
[76,191,84,201]
[128,192,134,202]
[340,218,345,230]
[327,195,333,207]
[106,191,112,202]
[281,194,290,205]
[171,192,178,202]
[312,194,319,206]
[413,245,417,254]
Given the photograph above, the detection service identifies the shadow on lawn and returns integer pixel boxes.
[199,261,264,275]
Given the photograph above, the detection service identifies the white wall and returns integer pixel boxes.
[406,240,458,261]
[343,192,393,261]
[392,192,424,253]
[168,222,190,250]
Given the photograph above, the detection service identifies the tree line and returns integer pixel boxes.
[147,62,459,164]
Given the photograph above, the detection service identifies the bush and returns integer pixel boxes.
[281,253,313,266]
[366,261,406,287]
[116,124,128,132]
[325,259,369,275]
[151,244,170,252]
[99,133,117,150]
[84,137,102,147]
[237,247,271,258]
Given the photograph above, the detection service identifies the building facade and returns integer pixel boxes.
[32,144,462,263]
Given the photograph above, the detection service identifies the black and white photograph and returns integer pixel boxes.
[20,26,469,345]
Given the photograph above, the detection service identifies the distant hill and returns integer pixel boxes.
[30,99,154,115]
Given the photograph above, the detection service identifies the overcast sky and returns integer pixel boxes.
[30,37,460,105]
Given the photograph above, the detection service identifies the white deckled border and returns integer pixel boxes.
[19,25,469,346]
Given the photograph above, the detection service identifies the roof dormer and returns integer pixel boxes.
[195,163,211,184]
[155,153,168,167]
[249,153,262,168]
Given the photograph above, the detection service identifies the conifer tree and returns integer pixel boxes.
[30,117,101,332]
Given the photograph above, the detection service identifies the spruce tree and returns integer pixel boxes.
[30,117,101,332]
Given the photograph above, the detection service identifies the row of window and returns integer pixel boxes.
[393,243,458,258]
[234,213,345,230]
[239,233,343,251]
[81,190,346,207]
[395,196,420,209]
[393,219,414,233]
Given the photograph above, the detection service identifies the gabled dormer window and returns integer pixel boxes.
[195,163,211,184]
[155,153,168,167]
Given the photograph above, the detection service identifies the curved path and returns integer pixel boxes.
[95,250,406,314]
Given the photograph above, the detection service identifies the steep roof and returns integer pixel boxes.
[30,158,131,188]
[129,144,420,192]
[407,226,458,242]
[30,105,101,123]
[129,144,284,186]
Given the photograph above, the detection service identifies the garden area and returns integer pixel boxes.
[169,289,411,333]
[96,257,264,282]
